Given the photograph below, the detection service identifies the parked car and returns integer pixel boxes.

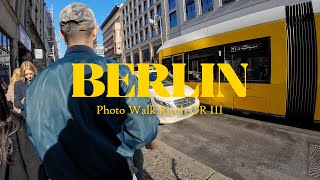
[135,70,200,124]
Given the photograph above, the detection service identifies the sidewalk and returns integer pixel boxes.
[141,140,231,180]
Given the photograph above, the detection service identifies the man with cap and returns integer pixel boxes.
[25,2,159,180]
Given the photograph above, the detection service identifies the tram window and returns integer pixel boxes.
[162,57,173,74]
[173,55,183,63]
[222,37,271,83]
[187,47,216,82]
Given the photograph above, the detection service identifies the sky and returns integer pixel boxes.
[45,0,126,57]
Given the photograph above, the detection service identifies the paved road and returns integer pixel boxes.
[157,113,320,179]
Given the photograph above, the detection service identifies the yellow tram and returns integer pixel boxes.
[157,0,320,123]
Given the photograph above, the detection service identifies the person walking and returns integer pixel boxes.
[25,2,159,180]
[6,68,22,114]
[0,86,47,180]
[14,61,37,117]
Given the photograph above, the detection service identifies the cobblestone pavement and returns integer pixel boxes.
[141,140,230,180]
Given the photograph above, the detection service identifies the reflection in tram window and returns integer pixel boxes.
[187,47,216,82]
[162,57,173,73]
[223,37,271,83]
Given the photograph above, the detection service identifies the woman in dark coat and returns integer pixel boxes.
[0,86,47,180]
[14,61,37,118]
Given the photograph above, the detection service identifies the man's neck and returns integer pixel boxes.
[67,42,93,49]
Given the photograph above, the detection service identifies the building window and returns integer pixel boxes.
[157,20,162,34]
[131,24,134,33]
[222,0,235,5]
[201,0,213,13]
[144,0,147,11]
[130,1,132,10]
[126,55,131,63]
[126,6,128,14]
[145,27,149,40]
[139,18,143,28]
[128,27,130,35]
[149,0,154,6]
[150,9,154,20]
[169,11,177,28]
[124,30,126,38]
[124,41,127,50]
[186,0,196,20]
[157,4,162,16]
[139,4,142,15]
[140,31,144,41]
[131,36,134,47]
[142,48,150,62]
[128,39,131,49]
[123,9,125,16]
[168,0,176,10]
[144,14,149,25]
[123,19,126,27]
[134,0,136,7]
[126,16,129,24]
[0,31,12,89]
[134,53,140,64]
[151,26,156,37]
[135,21,138,31]
[134,9,137,19]
[136,33,139,44]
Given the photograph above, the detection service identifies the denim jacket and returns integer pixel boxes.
[25,45,159,180]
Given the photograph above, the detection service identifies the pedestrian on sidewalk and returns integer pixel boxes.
[25,2,159,180]
[0,86,47,180]
[6,68,22,114]
[14,61,37,117]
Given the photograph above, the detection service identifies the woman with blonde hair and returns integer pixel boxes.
[14,61,37,117]
[6,68,21,114]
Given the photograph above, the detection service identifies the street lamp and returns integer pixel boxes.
[150,15,163,45]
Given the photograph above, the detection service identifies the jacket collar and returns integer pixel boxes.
[65,45,96,56]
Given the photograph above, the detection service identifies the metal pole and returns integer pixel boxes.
[159,16,164,45]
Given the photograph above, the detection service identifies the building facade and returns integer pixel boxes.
[100,4,123,61]
[120,0,167,64]
[44,4,59,65]
[0,0,52,90]
[25,0,47,71]
[95,44,105,57]
[166,0,309,39]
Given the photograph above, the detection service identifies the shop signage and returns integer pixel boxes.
[19,25,31,51]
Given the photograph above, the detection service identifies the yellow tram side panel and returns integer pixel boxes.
[314,13,320,121]
[160,20,287,116]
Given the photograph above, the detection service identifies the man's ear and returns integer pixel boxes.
[92,26,98,40]
[59,30,67,42]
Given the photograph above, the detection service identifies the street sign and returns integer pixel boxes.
[34,49,43,59]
